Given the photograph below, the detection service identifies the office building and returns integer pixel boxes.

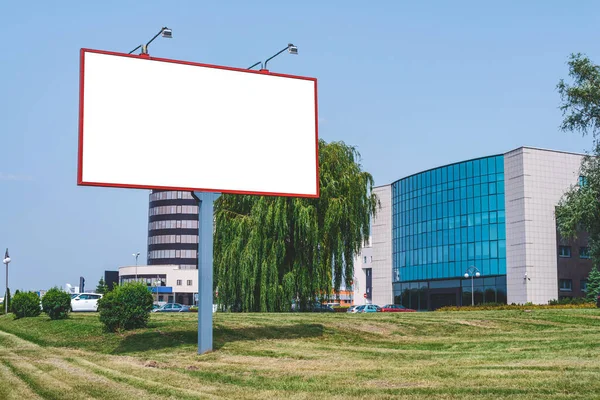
[147,190,199,269]
[358,147,591,309]
[119,265,197,305]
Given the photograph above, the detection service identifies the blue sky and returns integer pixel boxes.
[1,1,599,291]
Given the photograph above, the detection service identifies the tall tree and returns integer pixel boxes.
[585,266,600,302]
[556,53,600,299]
[96,277,108,294]
[557,54,600,139]
[214,140,379,312]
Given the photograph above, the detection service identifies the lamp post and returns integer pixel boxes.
[133,252,140,281]
[128,27,172,55]
[3,249,10,314]
[153,278,161,304]
[463,266,481,306]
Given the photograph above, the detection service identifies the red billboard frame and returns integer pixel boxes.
[77,48,319,198]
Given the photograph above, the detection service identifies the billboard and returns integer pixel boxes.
[78,49,319,197]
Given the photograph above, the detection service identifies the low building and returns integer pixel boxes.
[119,265,198,305]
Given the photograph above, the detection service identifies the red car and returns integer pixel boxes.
[380,304,416,312]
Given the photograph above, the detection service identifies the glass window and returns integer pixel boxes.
[176,280,182,285]
[559,279,572,291]
[580,247,590,259]
[488,158,496,174]
[490,241,498,258]
[496,156,504,173]
[480,158,488,175]
[187,280,193,286]
[559,246,571,258]
[581,280,588,292]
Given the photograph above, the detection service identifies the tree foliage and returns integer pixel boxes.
[214,140,379,312]
[96,277,108,294]
[556,54,600,290]
[586,266,600,302]
[557,54,600,138]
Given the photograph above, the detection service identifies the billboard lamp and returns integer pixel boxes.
[128,27,172,55]
[263,43,298,70]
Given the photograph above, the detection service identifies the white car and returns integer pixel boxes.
[71,293,103,312]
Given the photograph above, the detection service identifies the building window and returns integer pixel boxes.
[579,175,588,187]
[579,247,591,259]
[187,280,193,286]
[559,279,572,291]
[558,246,571,258]
[370,256,373,262]
[176,279,182,286]
[363,256,367,263]
[581,280,588,292]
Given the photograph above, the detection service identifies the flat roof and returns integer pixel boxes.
[384,145,587,187]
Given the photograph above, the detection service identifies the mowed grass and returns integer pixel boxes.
[1,310,600,399]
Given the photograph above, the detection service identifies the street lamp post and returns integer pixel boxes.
[154,278,161,304]
[464,266,481,306]
[133,252,140,281]
[3,249,11,314]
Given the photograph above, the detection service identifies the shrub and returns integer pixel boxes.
[333,306,350,313]
[97,282,153,332]
[41,287,72,320]
[11,291,42,319]
[548,297,590,305]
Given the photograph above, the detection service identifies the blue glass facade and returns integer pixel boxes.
[392,155,507,309]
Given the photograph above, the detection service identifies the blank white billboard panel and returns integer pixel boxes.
[78,49,319,197]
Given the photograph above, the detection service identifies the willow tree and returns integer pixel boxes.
[214,140,378,312]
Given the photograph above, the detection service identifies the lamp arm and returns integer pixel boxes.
[128,45,142,55]
[146,27,168,48]
[248,61,263,70]
[264,46,288,70]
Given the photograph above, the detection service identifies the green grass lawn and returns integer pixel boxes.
[1,309,600,399]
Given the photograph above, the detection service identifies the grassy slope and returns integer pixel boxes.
[0,310,600,399]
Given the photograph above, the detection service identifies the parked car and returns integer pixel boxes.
[350,305,365,313]
[309,303,335,313]
[347,305,358,313]
[71,293,103,312]
[360,304,381,313]
[152,303,191,313]
[380,304,416,313]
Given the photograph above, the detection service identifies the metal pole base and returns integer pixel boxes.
[193,192,220,355]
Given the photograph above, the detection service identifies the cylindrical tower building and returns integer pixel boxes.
[147,190,199,269]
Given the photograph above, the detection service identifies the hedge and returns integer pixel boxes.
[436,303,596,312]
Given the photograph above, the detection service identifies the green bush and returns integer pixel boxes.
[548,297,590,305]
[11,291,42,319]
[97,282,153,332]
[41,287,72,320]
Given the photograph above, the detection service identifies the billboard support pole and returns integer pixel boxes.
[193,191,220,354]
